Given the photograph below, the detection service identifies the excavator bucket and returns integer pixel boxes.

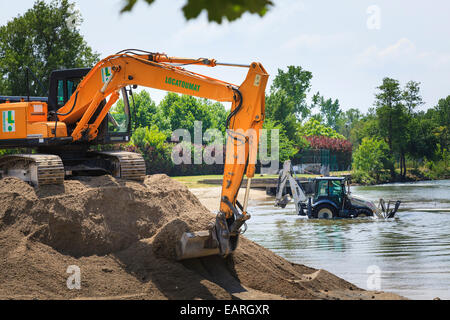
[176,212,244,260]
[176,230,220,260]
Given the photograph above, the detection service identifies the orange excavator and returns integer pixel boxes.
[0,49,269,260]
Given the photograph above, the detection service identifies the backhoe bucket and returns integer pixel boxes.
[176,230,220,261]
[378,199,401,219]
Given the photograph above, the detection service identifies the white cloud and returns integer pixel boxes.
[357,38,450,68]
[379,38,416,59]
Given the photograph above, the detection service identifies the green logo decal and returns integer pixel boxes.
[2,110,15,133]
[101,67,112,83]
[165,77,201,92]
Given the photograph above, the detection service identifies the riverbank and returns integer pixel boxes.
[337,167,449,186]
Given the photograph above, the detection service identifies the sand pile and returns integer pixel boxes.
[0,175,403,300]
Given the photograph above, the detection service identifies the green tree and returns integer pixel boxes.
[0,0,99,96]
[113,90,159,131]
[129,125,173,174]
[157,93,227,137]
[353,137,391,184]
[434,96,450,128]
[203,100,229,135]
[335,108,362,140]
[260,118,301,163]
[312,93,341,130]
[265,90,298,142]
[349,116,379,148]
[300,119,346,140]
[271,66,313,120]
[403,81,424,115]
[425,96,450,156]
[120,0,273,23]
[406,115,438,161]
[374,77,409,179]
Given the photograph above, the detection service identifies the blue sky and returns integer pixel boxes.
[1,0,449,113]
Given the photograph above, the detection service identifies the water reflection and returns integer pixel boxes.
[246,180,450,300]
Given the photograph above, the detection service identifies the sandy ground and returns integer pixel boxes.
[0,175,404,300]
[189,187,270,213]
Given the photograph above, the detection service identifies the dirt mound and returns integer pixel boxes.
[0,175,403,300]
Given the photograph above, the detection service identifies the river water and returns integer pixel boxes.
[245,180,450,300]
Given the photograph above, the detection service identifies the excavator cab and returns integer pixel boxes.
[48,69,133,145]
[48,68,91,113]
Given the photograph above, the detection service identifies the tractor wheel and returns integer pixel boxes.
[314,204,337,219]
[356,208,373,218]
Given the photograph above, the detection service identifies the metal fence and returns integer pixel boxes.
[292,149,352,172]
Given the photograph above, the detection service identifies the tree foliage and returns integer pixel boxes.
[353,137,391,182]
[260,118,301,163]
[113,90,158,131]
[265,89,298,141]
[403,81,424,114]
[270,66,313,120]
[312,93,341,130]
[300,119,346,140]
[120,0,273,23]
[339,78,448,182]
[128,126,173,174]
[157,93,228,137]
[0,0,99,96]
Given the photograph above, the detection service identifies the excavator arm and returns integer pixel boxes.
[56,51,269,259]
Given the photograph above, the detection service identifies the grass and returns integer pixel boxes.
[172,171,352,188]
[172,175,224,188]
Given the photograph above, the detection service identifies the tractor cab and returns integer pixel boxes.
[311,176,379,218]
[314,177,347,209]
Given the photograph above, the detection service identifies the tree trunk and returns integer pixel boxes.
[403,155,407,178]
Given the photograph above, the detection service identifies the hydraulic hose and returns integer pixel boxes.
[226,88,243,130]
[52,91,79,139]
[56,91,79,117]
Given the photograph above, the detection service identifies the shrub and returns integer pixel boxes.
[128,126,173,174]
[305,135,352,153]
[353,137,391,179]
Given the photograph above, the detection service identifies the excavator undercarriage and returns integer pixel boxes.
[0,150,146,186]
